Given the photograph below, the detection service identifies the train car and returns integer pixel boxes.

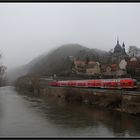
[49,78,137,89]
[67,81,77,87]
[75,80,88,87]
[101,79,119,89]
[120,78,137,89]
[87,80,102,88]
[57,81,68,87]
[49,81,58,86]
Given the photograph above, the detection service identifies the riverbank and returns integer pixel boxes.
[14,75,140,116]
[38,86,140,115]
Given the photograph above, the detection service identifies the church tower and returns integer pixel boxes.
[114,37,122,54]
[122,42,126,55]
[112,38,127,64]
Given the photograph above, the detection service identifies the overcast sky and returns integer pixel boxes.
[0,3,140,69]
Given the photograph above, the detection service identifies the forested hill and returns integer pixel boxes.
[7,44,111,81]
[28,44,110,76]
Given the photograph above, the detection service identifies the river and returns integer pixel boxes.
[0,86,140,137]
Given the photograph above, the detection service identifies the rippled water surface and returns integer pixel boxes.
[0,86,140,137]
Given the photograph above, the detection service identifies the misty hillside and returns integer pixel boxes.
[7,64,30,82]
[28,44,88,76]
[28,44,110,76]
[7,44,111,81]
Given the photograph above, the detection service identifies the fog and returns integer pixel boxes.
[0,3,140,70]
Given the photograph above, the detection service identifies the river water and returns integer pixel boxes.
[0,86,140,137]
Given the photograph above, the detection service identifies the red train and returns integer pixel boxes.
[49,78,137,89]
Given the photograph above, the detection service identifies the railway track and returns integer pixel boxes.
[49,86,140,95]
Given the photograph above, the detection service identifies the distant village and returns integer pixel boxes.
[71,39,140,79]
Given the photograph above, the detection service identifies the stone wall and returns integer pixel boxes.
[39,86,140,115]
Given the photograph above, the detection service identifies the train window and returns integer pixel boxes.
[123,82,126,85]
[121,82,125,86]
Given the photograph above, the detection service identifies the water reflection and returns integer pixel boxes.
[0,86,140,137]
[23,94,140,137]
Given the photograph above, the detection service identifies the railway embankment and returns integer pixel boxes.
[14,76,140,115]
[39,86,140,115]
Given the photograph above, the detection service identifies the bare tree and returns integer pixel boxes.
[128,46,140,58]
[0,53,6,86]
